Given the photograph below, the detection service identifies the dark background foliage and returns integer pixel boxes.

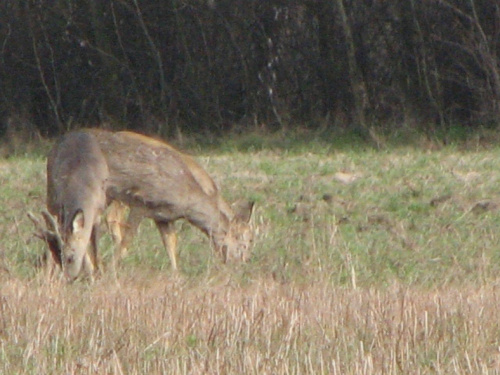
[0,0,499,138]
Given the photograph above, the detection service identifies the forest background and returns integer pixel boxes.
[0,0,499,142]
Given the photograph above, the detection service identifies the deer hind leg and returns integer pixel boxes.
[118,206,143,258]
[107,203,143,270]
[107,202,140,258]
[156,221,178,271]
[106,201,128,255]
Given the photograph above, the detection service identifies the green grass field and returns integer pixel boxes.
[1,137,500,374]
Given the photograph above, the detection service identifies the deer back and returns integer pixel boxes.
[89,129,229,229]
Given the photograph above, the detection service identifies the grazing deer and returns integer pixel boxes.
[88,129,255,271]
[43,131,109,281]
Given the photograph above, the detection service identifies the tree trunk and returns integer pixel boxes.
[334,0,368,127]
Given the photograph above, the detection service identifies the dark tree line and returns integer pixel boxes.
[0,0,499,138]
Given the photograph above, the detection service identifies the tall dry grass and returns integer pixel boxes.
[1,271,500,374]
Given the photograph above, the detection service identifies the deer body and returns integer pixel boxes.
[47,131,109,281]
[88,129,254,270]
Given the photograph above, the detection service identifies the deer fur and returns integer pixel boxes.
[46,131,109,281]
[89,129,254,270]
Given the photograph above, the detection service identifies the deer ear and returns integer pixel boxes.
[232,200,255,223]
[71,210,85,234]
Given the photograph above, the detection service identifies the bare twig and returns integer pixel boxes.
[30,14,64,133]
[132,0,168,129]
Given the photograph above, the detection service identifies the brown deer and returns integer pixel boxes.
[43,131,109,281]
[88,129,255,271]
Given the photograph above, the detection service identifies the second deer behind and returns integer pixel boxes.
[89,129,255,271]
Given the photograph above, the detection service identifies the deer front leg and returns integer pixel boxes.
[89,223,100,272]
[156,221,178,271]
[81,251,95,282]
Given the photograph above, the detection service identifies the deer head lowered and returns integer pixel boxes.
[30,131,109,281]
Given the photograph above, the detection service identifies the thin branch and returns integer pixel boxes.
[111,0,141,109]
[40,20,63,128]
[132,0,168,129]
[1,22,11,66]
[30,12,64,132]
[411,0,445,126]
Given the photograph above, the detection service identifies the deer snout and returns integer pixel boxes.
[221,240,252,264]
[62,249,85,282]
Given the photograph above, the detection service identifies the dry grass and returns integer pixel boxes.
[1,272,500,374]
[3,143,500,373]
